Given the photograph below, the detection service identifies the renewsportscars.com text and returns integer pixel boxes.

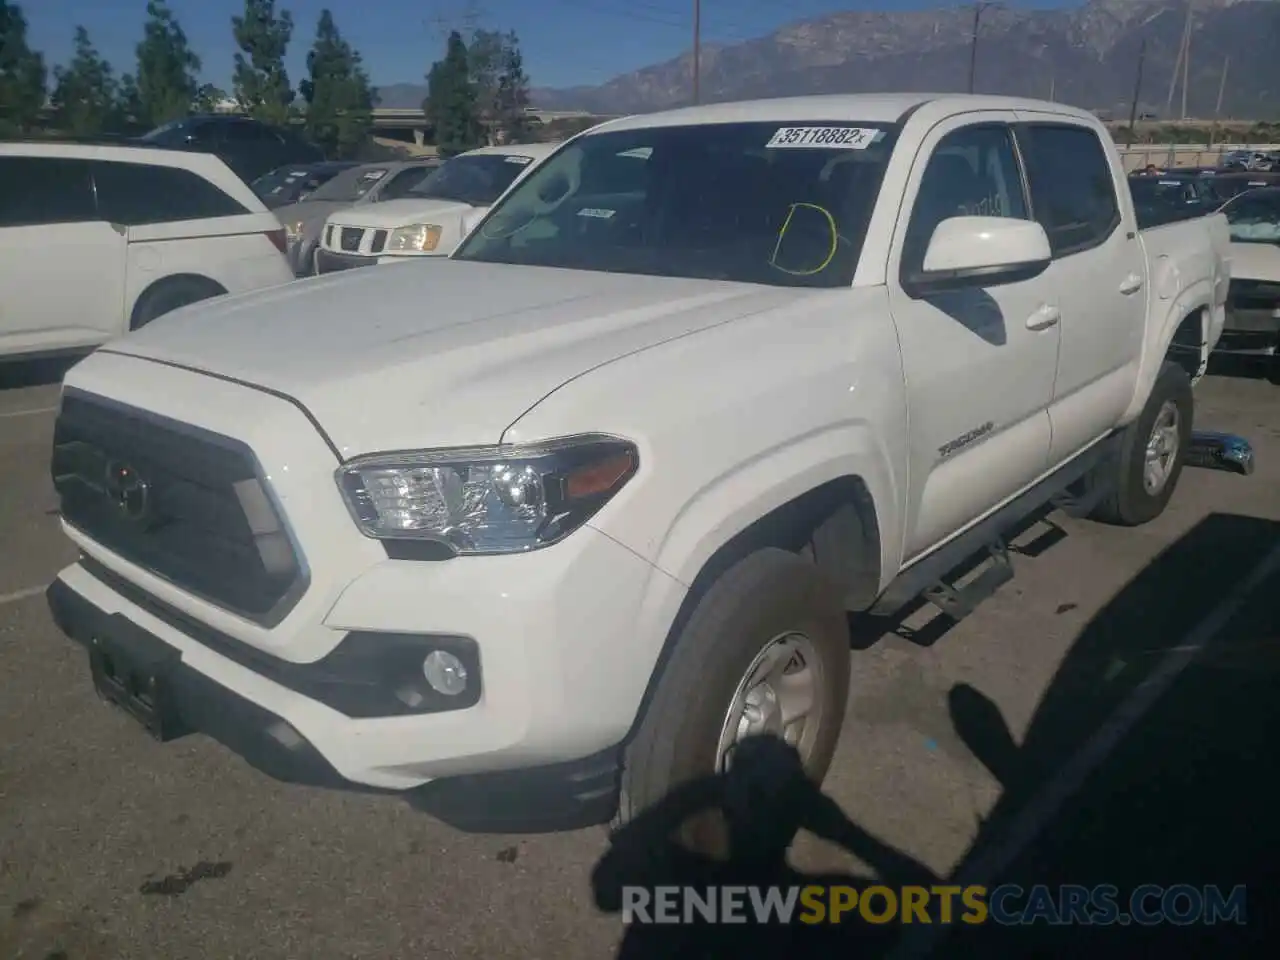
[622,884,1248,927]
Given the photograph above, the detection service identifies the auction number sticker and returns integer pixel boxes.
[505,155,534,165]
[766,126,883,149]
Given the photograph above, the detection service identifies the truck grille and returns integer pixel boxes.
[51,391,307,625]
[340,227,364,252]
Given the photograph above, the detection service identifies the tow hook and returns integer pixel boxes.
[1187,432,1255,475]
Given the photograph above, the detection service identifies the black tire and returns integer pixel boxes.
[617,548,851,840]
[1089,361,1194,526]
[131,277,224,330]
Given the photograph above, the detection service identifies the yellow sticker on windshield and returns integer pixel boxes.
[766,127,883,150]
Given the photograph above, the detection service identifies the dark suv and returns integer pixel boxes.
[138,115,325,184]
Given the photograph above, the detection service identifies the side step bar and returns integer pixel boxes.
[922,537,1014,621]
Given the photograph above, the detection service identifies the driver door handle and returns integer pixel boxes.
[1025,304,1061,331]
[1119,273,1144,295]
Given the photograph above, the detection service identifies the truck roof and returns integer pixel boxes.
[594,93,1100,135]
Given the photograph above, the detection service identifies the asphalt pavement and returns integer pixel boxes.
[1,356,1277,959]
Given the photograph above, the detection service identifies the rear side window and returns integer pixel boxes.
[1017,123,1121,257]
[92,161,250,226]
[0,157,98,227]
[223,121,281,144]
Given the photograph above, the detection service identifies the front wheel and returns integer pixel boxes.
[1089,361,1194,526]
[617,548,851,841]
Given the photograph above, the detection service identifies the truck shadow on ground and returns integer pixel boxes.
[589,512,1280,958]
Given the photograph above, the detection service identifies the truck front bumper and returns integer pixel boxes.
[48,516,671,826]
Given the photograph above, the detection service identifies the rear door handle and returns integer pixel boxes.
[1119,273,1144,295]
[1025,304,1061,331]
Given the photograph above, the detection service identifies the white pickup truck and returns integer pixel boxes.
[47,94,1230,828]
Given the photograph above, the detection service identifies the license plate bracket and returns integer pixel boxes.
[89,614,190,742]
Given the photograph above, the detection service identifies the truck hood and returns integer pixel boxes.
[105,259,803,457]
[1228,240,1280,282]
[328,197,476,230]
[275,199,350,230]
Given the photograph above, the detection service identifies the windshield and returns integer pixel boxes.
[377,164,442,201]
[453,121,898,288]
[307,165,391,203]
[251,166,338,207]
[407,153,536,205]
[1223,191,1280,243]
[140,118,197,145]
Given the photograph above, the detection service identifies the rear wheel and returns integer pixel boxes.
[131,276,225,329]
[1089,361,1193,526]
[617,548,851,846]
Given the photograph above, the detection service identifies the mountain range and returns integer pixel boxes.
[376,0,1280,120]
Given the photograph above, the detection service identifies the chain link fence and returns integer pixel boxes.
[1116,144,1280,172]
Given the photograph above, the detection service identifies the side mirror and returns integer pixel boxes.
[903,216,1052,297]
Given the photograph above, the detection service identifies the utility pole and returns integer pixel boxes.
[967,3,982,94]
[967,2,1000,94]
[692,0,701,105]
[1210,55,1229,147]
[1166,0,1194,117]
[1180,21,1191,119]
[1127,38,1146,147]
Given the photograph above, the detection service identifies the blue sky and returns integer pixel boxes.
[26,0,1075,91]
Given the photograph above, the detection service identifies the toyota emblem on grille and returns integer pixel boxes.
[103,460,150,521]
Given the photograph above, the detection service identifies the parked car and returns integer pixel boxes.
[1221,150,1274,172]
[273,158,444,276]
[138,115,325,183]
[315,142,558,274]
[1205,170,1280,204]
[0,140,294,361]
[45,94,1231,831]
[1215,186,1280,372]
[251,161,360,210]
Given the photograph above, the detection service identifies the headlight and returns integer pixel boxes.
[336,434,638,555]
[385,223,443,253]
[284,220,303,246]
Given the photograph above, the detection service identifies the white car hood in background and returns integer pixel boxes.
[1228,240,1280,282]
[102,261,811,457]
[328,197,475,230]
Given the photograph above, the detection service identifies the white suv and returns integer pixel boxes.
[315,143,557,274]
[0,141,294,360]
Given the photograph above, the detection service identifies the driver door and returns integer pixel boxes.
[885,114,1061,561]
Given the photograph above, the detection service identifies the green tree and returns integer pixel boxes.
[50,26,117,135]
[466,28,504,144]
[0,0,47,135]
[115,73,144,128]
[425,30,480,157]
[194,82,228,113]
[299,9,375,158]
[135,0,201,127]
[493,32,531,144]
[232,0,294,125]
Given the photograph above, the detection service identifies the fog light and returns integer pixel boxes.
[422,650,468,696]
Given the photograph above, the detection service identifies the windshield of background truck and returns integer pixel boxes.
[407,154,533,205]
[307,165,390,203]
[452,121,898,288]
[1223,190,1280,243]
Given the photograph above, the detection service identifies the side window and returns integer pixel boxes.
[0,157,98,227]
[1017,123,1121,257]
[92,161,250,226]
[185,121,218,146]
[901,125,1028,272]
[223,122,280,145]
